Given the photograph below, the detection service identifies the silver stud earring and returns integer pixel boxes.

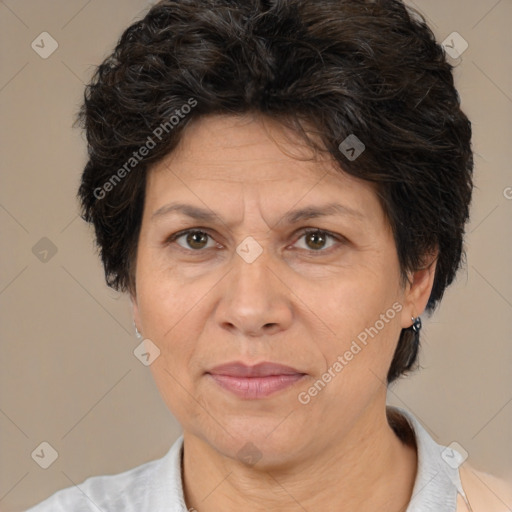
[133,320,143,340]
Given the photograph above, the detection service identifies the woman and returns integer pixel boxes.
[27,0,511,510]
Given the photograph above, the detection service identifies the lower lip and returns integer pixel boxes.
[208,373,306,399]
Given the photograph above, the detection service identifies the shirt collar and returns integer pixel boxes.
[389,406,470,512]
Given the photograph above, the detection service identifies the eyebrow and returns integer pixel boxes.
[151,201,365,225]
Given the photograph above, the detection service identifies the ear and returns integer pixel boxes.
[130,291,142,333]
[400,249,438,329]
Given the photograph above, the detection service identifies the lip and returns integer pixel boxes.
[207,361,306,399]
[208,361,303,377]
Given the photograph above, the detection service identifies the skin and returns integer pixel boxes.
[131,114,437,511]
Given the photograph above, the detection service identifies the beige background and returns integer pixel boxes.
[0,0,511,510]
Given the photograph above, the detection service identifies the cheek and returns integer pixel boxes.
[135,268,198,379]
[306,270,404,390]
[136,253,200,335]
[139,278,202,420]
[298,313,402,419]
[314,272,401,341]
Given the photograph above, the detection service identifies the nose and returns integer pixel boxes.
[214,249,294,338]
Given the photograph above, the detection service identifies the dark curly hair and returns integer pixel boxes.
[76,0,473,384]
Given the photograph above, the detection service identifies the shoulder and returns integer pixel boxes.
[25,448,176,512]
[386,406,512,512]
[457,462,512,512]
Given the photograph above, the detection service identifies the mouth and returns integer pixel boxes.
[206,361,307,399]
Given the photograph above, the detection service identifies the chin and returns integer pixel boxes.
[200,415,310,470]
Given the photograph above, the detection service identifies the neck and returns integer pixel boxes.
[182,403,417,512]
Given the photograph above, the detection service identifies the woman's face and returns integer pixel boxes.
[132,114,432,467]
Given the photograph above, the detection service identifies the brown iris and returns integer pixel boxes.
[304,230,327,250]
[186,231,209,250]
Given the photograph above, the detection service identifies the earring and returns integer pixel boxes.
[133,320,143,340]
[411,315,422,333]
[405,315,422,368]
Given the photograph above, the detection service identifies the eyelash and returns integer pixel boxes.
[165,228,345,255]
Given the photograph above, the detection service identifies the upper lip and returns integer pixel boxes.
[207,361,304,377]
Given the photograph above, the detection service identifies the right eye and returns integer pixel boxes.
[166,229,219,252]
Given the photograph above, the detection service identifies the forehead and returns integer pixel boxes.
[149,114,372,187]
[152,114,328,179]
[144,114,385,229]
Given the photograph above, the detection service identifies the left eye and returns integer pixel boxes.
[293,229,338,251]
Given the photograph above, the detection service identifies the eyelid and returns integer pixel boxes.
[164,227,221,248]
[165,227,345,253]
[290,228,344,252]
